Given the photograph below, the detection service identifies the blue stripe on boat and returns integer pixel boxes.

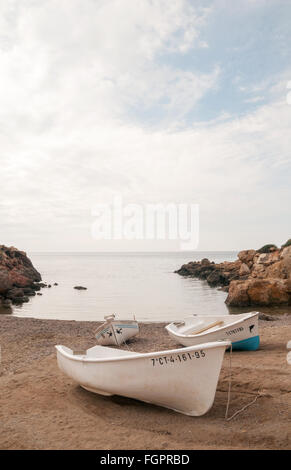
[231,335,260,351]
[114,324,138,329]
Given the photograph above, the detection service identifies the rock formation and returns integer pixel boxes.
[0,245,42,307]
[175,242,291,307]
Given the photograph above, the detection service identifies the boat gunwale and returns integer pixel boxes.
[55,340,231,363]
[165,312,259,338]
[94,320,138,332]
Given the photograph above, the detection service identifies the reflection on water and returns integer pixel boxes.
[4,251,290,322]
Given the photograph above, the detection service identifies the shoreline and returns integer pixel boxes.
[5,310,291,324]
[0,313,179,324]
[0,315,290,450]
[4,300,291,321]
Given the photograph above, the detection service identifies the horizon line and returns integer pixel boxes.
[28,250,239,254]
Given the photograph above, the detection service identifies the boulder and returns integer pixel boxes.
[239,263,250,276]
[31,283,41,291]
[1,298,12,308]
[0,245,42,303]
[250,263,266,279]
[12,296,29,304]
[226,279,290,307]
[175,262,196,276]
[257,251,280,266]
[281,246,291,279]
[238,250,256,265]
[175,262,215,278]
[23,287,36,296]
[6,288,25,299]
[264,261,285,279]
[0,269,12,294]
[226,280,250,306]
[201,258,211,266]
[207,270,228,287]
[249,279,289,305]
[221,260,241,271]
[0,245,41,292]
[196,265,215,280]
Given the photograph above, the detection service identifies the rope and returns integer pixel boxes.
[224,343,264,421]
[225,393,263,421]
[225,343,232,419]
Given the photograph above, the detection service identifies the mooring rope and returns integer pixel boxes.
[226,393,263,421]
[224,343,264,421]
[225,343,232,419]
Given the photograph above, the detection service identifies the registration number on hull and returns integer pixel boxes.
[151,350,205,367]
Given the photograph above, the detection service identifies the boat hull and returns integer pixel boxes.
[95,320,139,346]
[231,335,260,351]
[56,341,230,416]
[166,313,259,351]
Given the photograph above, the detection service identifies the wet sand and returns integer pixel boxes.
[0,315,290,450]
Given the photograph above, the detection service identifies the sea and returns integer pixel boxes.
[5,251,243,322]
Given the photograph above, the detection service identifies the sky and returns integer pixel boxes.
[0,0,291,252]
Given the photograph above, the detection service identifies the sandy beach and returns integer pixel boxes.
[0,315,290,450]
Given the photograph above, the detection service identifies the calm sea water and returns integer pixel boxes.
[8,251,239,322]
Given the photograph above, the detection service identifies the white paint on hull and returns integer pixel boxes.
[56,341,230,416]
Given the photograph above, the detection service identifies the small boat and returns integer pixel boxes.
[55,340,230,416]
[94,314,139,346]
[165,312,259,351]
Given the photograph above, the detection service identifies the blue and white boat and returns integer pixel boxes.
[165,312,259,351]
[94,314,139,346]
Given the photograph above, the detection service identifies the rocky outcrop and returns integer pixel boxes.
[0,245,42,307]
[175,258,243,288]
[175,242,291,307]
[227,278,290,307]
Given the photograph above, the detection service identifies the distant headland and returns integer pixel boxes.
[176,240,291,307]
[0,245,42,308]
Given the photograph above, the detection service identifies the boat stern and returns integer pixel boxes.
[232,335,260,351]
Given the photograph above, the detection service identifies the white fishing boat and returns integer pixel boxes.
[165,312,259,351]
[94,314,139,346]
[55,340,230,416]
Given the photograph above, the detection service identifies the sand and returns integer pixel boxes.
[0,315,290,450]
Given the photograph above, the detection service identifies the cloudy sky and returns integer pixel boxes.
[1,0,291,252]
